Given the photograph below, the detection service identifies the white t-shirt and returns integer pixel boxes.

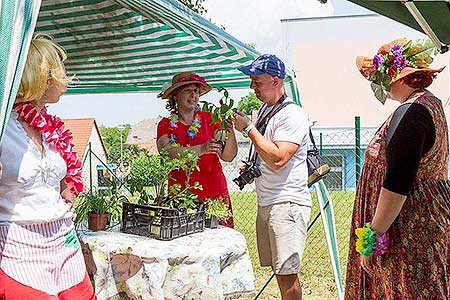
[0,111,72,223]
[255,98,311,207]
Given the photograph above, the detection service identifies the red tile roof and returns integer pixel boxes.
[134,141,158,154]
[63,118,107,159]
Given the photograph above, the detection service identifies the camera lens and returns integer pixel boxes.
[233,177,245,190]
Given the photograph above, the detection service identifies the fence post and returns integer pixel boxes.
[319,132,323,155]
[355,116,361,182]
[89,142,93,193]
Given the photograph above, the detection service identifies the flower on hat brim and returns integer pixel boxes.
[158,73,212,99]
[356,38,443,104]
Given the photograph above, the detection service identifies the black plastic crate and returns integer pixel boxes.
[120,202,205,240]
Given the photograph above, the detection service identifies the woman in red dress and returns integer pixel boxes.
[156,72,237,227]
[345,38,450,299]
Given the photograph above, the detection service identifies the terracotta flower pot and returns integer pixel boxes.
[88,213,108,231]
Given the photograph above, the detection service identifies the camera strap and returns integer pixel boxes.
[248,94,295,163]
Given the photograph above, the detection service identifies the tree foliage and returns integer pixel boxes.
[99,126,146,168]
[237,92,262,115]
[177,0,207,14]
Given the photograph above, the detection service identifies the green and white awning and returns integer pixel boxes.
[1,0,301,139]
[348,0,450,53]
[0,0,41,140]
[36,0,284,94]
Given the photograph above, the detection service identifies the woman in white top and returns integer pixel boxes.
[0,34,95,299]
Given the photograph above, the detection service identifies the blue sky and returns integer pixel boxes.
[48,0,420,127]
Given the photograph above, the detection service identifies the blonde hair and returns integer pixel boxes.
[16,33,72,103]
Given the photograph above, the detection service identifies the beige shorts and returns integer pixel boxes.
[256,201,311,275]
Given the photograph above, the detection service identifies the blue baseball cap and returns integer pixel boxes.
[238,54,286,79]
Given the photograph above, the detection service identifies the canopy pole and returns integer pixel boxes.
[404,1,449,53]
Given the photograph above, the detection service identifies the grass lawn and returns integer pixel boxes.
[230,190,355,300]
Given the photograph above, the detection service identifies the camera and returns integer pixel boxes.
[233,160,262,190]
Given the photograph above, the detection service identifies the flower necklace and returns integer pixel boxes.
[168,107,201,147]
[13,102,84,196]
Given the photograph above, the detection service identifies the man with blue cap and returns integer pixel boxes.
[234,54,311,300]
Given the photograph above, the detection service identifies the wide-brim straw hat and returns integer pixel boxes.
[158,72,212,99]
[356,38,444,84]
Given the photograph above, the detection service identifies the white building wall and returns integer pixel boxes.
[82,126,108,192]
[282,15,450,127]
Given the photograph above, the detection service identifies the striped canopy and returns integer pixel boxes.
[35,0,299,97]
[0,0,301,140]
[0,0,41,139]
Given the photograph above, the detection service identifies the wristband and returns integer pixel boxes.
[355,223,389,257]
[242,124,254,138]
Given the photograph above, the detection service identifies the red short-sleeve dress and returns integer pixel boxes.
[157,111,234,228]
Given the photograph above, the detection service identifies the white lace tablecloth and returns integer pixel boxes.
[79,227,256,300]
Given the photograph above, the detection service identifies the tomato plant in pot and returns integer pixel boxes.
[205,198,230,229]
[165,150,203,211]
[123,149,206,240]
[127,149,202,209]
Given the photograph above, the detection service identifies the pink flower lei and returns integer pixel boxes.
[13,102,84,196]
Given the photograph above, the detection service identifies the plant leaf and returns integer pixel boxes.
[404,39,436,68]
[381,73,391,91]
[220,104,228,114]
[371,82,387,104]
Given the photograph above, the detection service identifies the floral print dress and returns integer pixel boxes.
[345,91,450,299]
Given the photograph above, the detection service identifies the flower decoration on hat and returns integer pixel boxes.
[158,72,212,100]
[176,74,207,84]
[357,38,442,104]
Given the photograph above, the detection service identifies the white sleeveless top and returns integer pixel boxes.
[0,111,72,223]
[0,112,86,294]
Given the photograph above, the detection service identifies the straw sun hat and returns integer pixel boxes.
[158,72,212,99]
[356,38,444,103]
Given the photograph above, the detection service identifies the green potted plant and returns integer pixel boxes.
[74,192,120,231]
[127,150,173,204]
[166,150,203,212]
[122,149,206,240]
[200,87,236,148]
[205,198,230,229]
[127,149,202,209]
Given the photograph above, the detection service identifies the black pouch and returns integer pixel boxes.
[307,129,330,187]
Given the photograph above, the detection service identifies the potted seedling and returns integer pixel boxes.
[200,87,236,150]
[205,198,230,229]
[75,191,119,231]
[122,149,206,240]
[127,148,175,205]
[166,150,203,212]
[127,149,202,209]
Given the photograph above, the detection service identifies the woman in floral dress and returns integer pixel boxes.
[345,38,450,299]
